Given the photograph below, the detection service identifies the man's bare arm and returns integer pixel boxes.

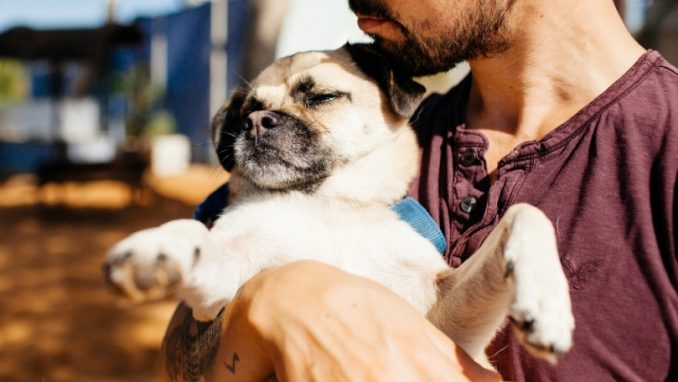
[160,261,500,382]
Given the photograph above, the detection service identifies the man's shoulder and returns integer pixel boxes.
[603,52,678,152]
[632,50,678,96]
[655,53,678,77]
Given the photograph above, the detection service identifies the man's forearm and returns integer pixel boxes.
[160,295,275,382]
[159,262,500,382]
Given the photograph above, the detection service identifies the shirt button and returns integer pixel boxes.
[460,196,478,214]
[459,149,477,166]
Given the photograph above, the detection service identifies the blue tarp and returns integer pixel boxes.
[0,141,55,173]
[4,1,247,172]
[139,0,247,162]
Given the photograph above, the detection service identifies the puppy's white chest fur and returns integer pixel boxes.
[210,193,447,312]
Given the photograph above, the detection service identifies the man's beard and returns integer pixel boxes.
[349,0,511,77]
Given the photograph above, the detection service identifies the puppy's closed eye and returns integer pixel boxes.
[304,92,350,108]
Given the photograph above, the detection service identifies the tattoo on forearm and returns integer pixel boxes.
[164,304,224,382]
[224,352,239,374]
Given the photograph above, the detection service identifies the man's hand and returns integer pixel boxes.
[162,261,500,381]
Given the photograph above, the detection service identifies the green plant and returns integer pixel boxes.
[0,60,29,105]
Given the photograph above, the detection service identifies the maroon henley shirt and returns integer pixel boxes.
[409,50,678,381]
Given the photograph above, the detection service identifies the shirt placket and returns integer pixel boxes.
[446,127,534,264]
[446,126,490,265]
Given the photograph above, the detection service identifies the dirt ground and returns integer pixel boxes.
[0,165,229,382]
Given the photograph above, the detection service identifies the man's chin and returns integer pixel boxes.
[372,38,461,78]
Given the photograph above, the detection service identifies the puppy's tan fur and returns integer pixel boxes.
[105,45,574,366]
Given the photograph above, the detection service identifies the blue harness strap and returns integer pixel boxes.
[391,197,447,255]
[194,184,447,255]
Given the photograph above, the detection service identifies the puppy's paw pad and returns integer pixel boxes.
[103,228,201,302]
[509,297,574,363]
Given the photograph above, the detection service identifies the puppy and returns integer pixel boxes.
[103,43,574,366]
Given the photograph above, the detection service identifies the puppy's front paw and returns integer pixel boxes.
[508,281,574,363]
[103,220,207,302]
[503,204,575,363]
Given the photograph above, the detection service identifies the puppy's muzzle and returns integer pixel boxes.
[243,110,281,141]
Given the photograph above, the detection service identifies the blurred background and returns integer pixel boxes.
[0,0,675,380]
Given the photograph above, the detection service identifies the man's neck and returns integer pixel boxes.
[465,0,645,175]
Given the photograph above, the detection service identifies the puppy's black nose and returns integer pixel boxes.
[245,110,281,135]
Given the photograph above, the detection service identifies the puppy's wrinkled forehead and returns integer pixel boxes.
[248,50,370,107]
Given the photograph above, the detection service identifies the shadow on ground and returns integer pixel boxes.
[0,167,228,382]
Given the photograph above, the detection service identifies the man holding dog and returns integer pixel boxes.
[162,0,677,380]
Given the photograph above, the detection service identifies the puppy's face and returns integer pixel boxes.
[212,44,425,192]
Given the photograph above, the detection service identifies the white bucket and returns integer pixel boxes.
[151,134,191,176]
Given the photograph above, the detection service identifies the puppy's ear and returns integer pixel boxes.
[345,43,426,118]
[212,86,248,171]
